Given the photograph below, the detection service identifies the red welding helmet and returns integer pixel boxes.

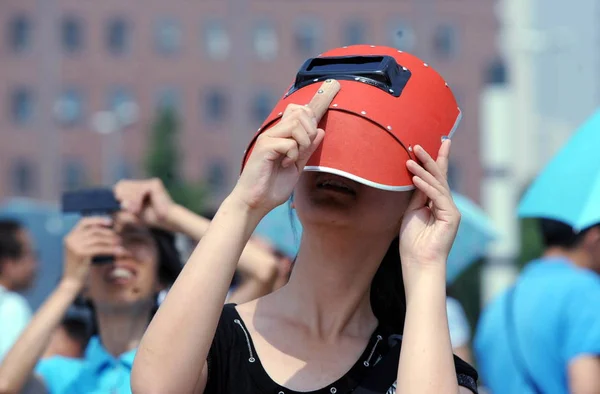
[242,45,461,191]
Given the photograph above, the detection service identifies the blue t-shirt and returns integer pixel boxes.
[36,336,136,394]
[474,258,600,394]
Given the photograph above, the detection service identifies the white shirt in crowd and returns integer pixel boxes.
[0,284,32,362]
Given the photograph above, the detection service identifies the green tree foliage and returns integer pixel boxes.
[145,107,206,214]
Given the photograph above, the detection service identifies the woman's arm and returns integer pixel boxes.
[131,81,337,394]
[114,180,281,289]
[131,196,264,393]
[399,267,459,393]
[0,281,79,394]
[167,204,280,285]
[397,141,463,393]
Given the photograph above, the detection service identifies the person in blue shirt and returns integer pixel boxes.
[0,178,287,394]
[474,218,600,394]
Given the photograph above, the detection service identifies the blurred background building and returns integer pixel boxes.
[480,0,600,303]
[0,0,500,209]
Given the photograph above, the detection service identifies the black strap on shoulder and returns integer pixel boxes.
[505,285,543,394]
[353,337,401,394]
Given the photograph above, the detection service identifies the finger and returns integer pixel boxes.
[87,245,128,259]
[114,182,137,211]
[282,104,316,124]
[270,116,313,149]
[83,227,119,240]
[412,176,455,214]
[150,180,170,219]
[406,160,449,197]
[124,187,150,215]
[413,145,450,190]
[297,128,325,166]
[436,139,451,178]
[261,138,299,167]
[306,80,341,123]
[77,216,113,230]
[405,189,429,214]
[84,238,121,251]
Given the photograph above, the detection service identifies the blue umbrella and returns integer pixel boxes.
[253,194,496,284]
[518,109,600,230]
[253,202,302,258]
[447,193,497,284]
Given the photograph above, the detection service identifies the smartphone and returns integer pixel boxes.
[62,188,121,264]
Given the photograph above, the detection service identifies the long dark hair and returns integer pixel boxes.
[370,237,406,334]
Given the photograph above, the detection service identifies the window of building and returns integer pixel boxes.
[252,90,274,124]
[10,87,34,125]
[433,24,459,59]
[204,20,230,60]
[107,17,130,55]
[156,87,181,111]
[62,16,84,53]
[389,20,415,51]
[343,20,366,46]
[294,18,320,56]
[8,14,32,53]
[55,88,85,126]
[485,58,508,85]
[206,159,228,193]
[253,21,278,61]
[62,159,87,191]
[204,89,228,123]
[155,18,182,55]
[107,87,134,112]
[10,158,37,196]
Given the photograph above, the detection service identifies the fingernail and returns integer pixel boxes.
[312,117,318,127]
[317,89,324,94]
[325,79,332,83]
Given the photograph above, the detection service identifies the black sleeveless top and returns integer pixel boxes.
[205,304,479,393]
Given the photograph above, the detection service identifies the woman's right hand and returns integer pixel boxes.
[230,80,341,215]
[62,217,123,288]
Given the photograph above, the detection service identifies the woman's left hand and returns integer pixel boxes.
[114,178,176,230]
[399,140,460,269]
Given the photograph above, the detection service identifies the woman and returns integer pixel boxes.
[0,179,279,394]
[131,45,478,393]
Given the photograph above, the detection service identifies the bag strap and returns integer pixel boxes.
[353,336,401,394]
[505,285,544,394]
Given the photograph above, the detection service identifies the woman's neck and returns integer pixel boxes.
[269,230,392,340]
[95,304,152,357]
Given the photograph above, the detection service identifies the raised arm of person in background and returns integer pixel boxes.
[0,218,119,394]
[130,81,338,394]
[114,179,281,300]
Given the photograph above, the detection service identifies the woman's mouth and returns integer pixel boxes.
[315,174,357,196]
[106,266,136,285]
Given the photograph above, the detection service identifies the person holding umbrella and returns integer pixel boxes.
[474,109,600,394]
